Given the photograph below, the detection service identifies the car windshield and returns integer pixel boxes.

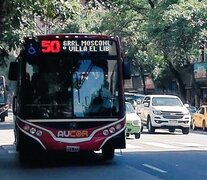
[125,102,135,113]
[152,97,183,106]
[125,93,145,104]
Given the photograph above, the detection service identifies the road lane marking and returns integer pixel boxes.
[141,142,179,149]
[178,143,207,147]
[126,143,143,149]
[8,150,17,154]
[115,153,122,156]
[143,164,167,173]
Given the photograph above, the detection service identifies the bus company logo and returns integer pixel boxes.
[57,130,88,138]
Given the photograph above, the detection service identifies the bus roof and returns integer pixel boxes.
[24,33,118,41]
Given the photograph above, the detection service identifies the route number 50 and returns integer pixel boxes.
[41,40,61,53]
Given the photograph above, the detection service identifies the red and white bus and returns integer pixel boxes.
[0,75,9,122]
[9,33,131,161]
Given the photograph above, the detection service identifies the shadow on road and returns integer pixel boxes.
[16,151,116,168]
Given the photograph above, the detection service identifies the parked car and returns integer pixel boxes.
[191,105,207,131]
[187,106,197,116]
[138,95,191,134]
[187,106,197,128]
[125,101,141,139]
[125,92,145,108]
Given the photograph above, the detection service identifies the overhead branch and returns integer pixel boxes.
[148,0,156,9]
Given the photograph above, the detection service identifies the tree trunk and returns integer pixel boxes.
[0,0,9,34]
[168,61,186,102]
[139,65,146,94]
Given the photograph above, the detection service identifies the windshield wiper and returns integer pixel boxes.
[76,63,93,89]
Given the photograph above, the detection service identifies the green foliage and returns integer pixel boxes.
[0,0,82,72]
[146,0,207,65]
[92,0,154,75]
[1,0,207,96]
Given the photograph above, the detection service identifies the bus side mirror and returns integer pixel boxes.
[8,62,18,81]
[123,61,131,79]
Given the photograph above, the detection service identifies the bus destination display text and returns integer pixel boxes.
[62,40,110,52]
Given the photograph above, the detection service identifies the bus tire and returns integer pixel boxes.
[16,131,28,162]
[102,148,114,161]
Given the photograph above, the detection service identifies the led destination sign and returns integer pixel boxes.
[62,40,110,53]
[40,39,113,54]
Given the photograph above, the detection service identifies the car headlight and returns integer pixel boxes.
[183,111,190,115]
[153,110,162,115]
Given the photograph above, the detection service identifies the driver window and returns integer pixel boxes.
[199,107,204,114]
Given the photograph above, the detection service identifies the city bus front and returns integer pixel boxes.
[9,34,130,160]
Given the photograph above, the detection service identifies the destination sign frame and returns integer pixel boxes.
[38,39,116,54]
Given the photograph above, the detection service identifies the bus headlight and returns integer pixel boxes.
[115,123,122,130]
[23,125,30,131]
[30,127,36,134]
[36,130,43,136]
[103,129,109,136]
[109,127,116,134]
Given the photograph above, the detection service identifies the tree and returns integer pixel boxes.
[0,0,81,67]
[146,0,207,100]
[1,0,207,102]
[90,0,156,92]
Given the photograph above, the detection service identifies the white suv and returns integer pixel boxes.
[138,95,191,134]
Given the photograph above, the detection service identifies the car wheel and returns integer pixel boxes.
[147,116,155,134]
[190,120,192,129]
[182,127,189,134]
[202,121,207,131]
[141,124,144,132]
[135,133,140,139]
[192,120,197,130]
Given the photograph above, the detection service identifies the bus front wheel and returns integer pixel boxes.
[102,148,114,161]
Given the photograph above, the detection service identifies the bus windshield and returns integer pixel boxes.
[23,55,119,119]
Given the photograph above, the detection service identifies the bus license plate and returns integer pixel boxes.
[66,146,80,152]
